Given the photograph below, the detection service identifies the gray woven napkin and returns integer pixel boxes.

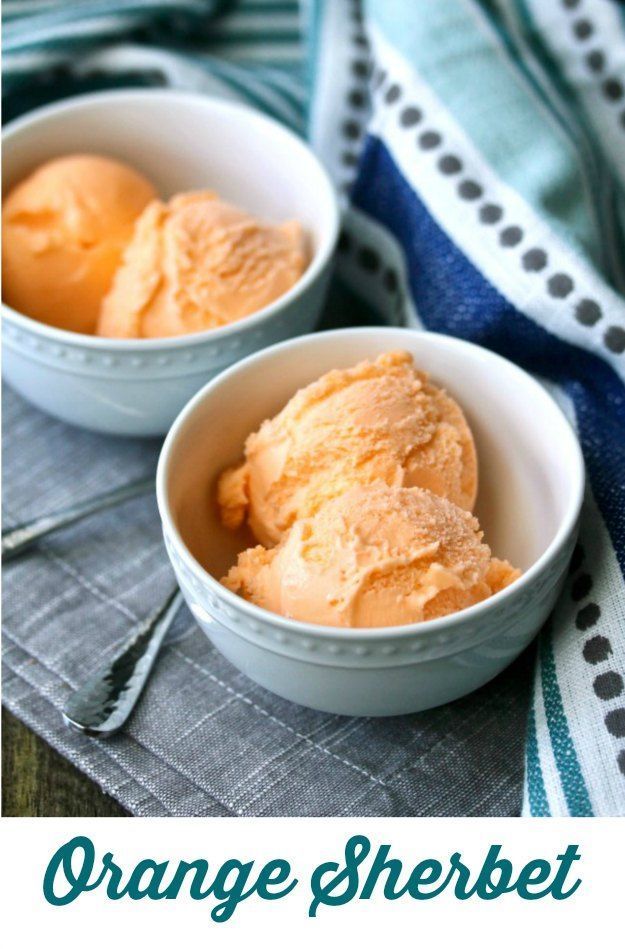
[2,345,531,816]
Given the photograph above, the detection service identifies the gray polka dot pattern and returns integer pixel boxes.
[480,203,503,224]
[573,19,593,41]
[348,88,366,108]
[571,572,593,600]
[336,225,407,325]
[583,635,612,664]
[349,2,363,23]
[351,60,368,78]
[562,0,625,126]
[522,248,548,271]
[357,246,380,272]
[342,118,360,140]
[569,543,585,574]
[337,230,351,254]
[605,709,625,738]
[602,78,623,102]
[575,299,602,326]
[372,59,622,356]
[573,542,624,780]
[547,273,574,298]
[419,130,441,149]
[338,1,371,188]
[586,50,604,73]
[604,326,625,353]
[500,226,523,247]
[593,672,624,701]
[576,602,601,630]
[438,154,462,175]
[400,106,422,127]
[458,180,482,200]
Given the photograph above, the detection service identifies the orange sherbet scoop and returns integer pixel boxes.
[221,484,520,628]
[97,191,308,338]
[2,154,157,334]
[218,350,478,547]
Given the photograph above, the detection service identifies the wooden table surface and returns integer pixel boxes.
[2,708,128,817]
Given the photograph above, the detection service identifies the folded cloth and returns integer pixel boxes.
[2,0,624,816]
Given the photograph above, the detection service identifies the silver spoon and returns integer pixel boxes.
[63,587,184,738]
[2,475,154,562]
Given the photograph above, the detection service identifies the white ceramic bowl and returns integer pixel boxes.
[2,90,339,436]
[157,327,584,716]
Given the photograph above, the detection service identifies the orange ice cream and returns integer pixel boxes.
[218,351,478,547]
[222,484,520,628]
[98,191,308,338]
[2,154,156,334]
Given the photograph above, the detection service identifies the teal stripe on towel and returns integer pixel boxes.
[525,695,551,817]
[540,633,594,817]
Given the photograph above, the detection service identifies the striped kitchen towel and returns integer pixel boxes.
[3,0,624,816]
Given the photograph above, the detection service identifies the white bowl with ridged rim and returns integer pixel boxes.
[2,90,339,436]
[157,327,584,716]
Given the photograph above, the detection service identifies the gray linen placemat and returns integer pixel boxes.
[2,303,532,816]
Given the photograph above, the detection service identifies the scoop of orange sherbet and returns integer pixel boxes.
[217,350,478,547]
[221,484,520,628]
[97,191,308,338]
[2,154,157,334]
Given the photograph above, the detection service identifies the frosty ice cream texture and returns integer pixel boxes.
[98,191,308,338]
[222,484,520,628]
[2,155,157,334]
[218,350,520,628]
[218,350,478,547]
[2,154,308,338]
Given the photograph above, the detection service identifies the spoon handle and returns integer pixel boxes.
[62,587,184,738]
[2,476,154,562]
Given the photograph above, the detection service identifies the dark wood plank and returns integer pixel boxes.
[1,708,128,817]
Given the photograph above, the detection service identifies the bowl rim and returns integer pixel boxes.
[1,88,340,351]
[156,326,586,641]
